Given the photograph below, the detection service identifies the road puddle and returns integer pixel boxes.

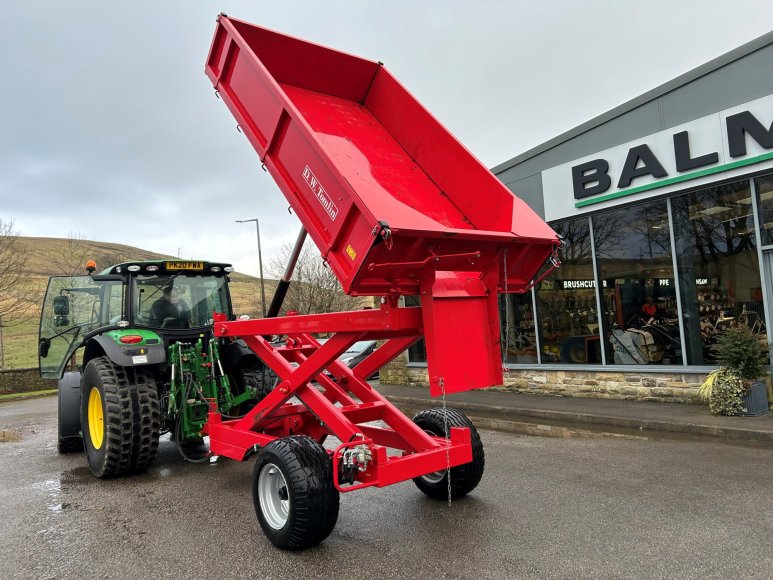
[31,478,65,513]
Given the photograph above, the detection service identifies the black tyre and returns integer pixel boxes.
[57,371,83,454]
[252,436,340,550]
[412,408,485,500]
[129,367,161,473]
[239,361,277,403]
[80,357,134,478]
[229,360,277,416]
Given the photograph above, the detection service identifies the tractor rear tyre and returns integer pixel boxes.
[129,367,161,473]
[80,357,134,478]
[240,361,277,403]
[57,371,83,454]
[229,360,277,416]
[412,408,485,500]
[252,436,339,550]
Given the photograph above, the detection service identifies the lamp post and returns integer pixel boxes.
[236,218,267,317]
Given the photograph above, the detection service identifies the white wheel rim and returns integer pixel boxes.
[259,463,290,530]
[421,469,446,484]
[420,428,447,484]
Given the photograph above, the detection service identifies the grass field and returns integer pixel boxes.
[1,318,39,369]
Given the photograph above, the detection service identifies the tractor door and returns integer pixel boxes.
[39,276,124,379]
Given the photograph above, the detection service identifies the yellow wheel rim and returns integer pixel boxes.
[87,387,104,450]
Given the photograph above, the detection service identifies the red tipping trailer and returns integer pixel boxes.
[204,14,560,549]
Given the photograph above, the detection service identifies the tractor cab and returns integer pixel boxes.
[39,260,235,379]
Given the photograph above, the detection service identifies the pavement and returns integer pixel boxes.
[377,383,773,444]
[6,381,773,444]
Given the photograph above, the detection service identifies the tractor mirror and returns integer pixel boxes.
[38,338,51,358]
[53,295,70,316]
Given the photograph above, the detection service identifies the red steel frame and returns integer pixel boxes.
[208,301,472,491]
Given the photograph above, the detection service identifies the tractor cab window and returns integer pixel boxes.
[39,276,123,379]
[133,274,230,329]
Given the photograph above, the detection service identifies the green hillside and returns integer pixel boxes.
[1,236,272,370]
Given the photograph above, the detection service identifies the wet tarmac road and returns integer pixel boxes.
[1,396,772,580]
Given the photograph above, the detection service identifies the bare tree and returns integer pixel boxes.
[91,248,131,272]
[266,241,360,315]
[0,220,37,367]
[0,220,33,322]
[47,232,133,275]
[49,231,93,275]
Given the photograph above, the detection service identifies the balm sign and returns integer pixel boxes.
[572,110,772,199]
[541,94,773,221]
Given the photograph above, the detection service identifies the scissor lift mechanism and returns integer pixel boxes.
[204,14,560,549]
[208,303,473,490]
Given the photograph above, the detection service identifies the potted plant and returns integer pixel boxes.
[698,325,770,416]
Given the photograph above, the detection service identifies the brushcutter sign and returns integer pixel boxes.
[302,165,339,221]
[541,93,773,221]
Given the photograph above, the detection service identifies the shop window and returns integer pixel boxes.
[672,180,764,364]
[755,174,773,246]
[594,201,683,365]
[501,292,537,364]
[404,296,427,363]
[535,217,602,364]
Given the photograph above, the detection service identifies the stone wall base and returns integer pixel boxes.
[381,361,706,403]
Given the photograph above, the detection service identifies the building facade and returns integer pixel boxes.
[383,31,773,403]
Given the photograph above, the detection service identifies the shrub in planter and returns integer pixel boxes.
[698,369,745,415]
[699,325,769,416]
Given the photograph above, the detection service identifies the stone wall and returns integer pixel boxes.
[0,368,57,395]
[380,354,706,403]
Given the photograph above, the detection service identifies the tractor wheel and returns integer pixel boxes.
[240,361,277,403]
[412,408,485,500]
[80,357,134,478]
[57,371,83,454]
[129,367,161,473]
[252,436,339,550]
[230,361,277,415]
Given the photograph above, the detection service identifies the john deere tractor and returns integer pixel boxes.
[39,259,274,477]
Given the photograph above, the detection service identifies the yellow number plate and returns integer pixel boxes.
[165,261,204,270]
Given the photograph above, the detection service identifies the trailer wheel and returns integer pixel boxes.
[252,436,340,550]
[80,357,134,478]
[129,367,161,473]
[57,371,83,454]
[412,408,485,500]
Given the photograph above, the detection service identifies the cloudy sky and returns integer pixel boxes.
[3,1,773,277]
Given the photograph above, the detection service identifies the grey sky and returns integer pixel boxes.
[3,1,773,277]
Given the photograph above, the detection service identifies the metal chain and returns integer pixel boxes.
[440,377,451,507]
[503,249,510,372]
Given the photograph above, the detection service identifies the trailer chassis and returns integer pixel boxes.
[207,300,472,492]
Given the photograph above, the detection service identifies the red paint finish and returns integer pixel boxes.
[203,16,562,487]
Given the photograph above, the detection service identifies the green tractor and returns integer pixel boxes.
[39,259,274,477]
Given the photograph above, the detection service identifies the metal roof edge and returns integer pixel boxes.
[491,29,773,175]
